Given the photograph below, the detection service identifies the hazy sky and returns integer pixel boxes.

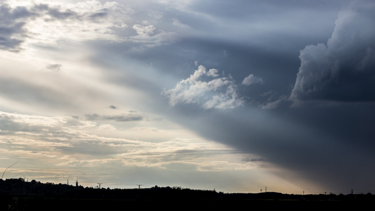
[1,0,375,194]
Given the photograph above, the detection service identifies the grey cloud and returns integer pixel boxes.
[46,9,76,19]
[89,12,108,20]
[291,0,375,102]
[243,158,266,163]
[85,114,100,121]
[32,4,77,19]
[109,105,117,109]
[85,113,143,122]
[46,64,62,71]
[32,3,107,21]
[105,115,143,122]
[0,4,32,51]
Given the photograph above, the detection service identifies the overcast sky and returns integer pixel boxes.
[1,0,374,194]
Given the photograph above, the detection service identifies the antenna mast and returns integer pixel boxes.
[97,183,103,189]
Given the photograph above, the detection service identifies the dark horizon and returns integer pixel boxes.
[1,177,373,197]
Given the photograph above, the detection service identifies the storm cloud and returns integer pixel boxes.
[291,0,375,102]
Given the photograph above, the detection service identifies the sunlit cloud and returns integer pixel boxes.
[163,65,243,109]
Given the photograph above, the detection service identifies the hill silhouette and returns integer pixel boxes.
[1,178,374,209]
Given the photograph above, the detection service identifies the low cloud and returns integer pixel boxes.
[290,0,375,102]
[162,65,243,109]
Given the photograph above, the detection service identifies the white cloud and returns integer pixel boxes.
[133,24,156,37]
[163,65,243,109]
[207,68,219,77]
[242,74,264,86]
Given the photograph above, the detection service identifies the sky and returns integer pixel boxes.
[1,0,375,194]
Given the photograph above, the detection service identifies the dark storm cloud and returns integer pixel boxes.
[291,0,375,102]
[158,0,375,192]
[80,0,374,192]
[85,113,143,122]
[164,102,375,192]
[88,0,351,109]
[144,0,375,192]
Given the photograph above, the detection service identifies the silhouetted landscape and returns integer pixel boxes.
[1,178,374,209]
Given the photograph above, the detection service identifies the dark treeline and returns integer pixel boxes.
[0,178,374,209]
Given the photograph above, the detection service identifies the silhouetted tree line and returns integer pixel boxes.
[1,178,375,210]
